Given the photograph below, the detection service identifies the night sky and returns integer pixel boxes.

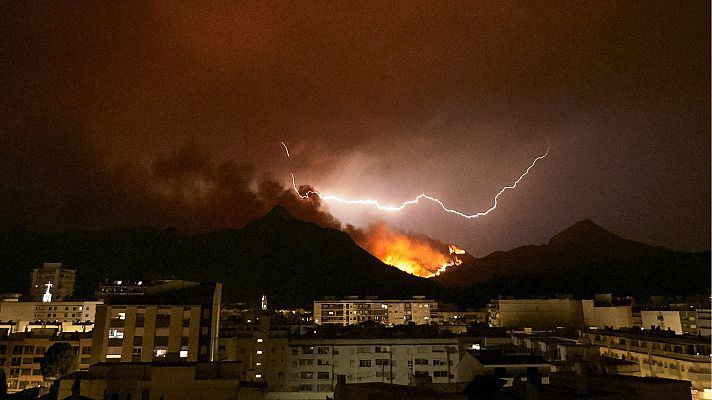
[1,2,709,257]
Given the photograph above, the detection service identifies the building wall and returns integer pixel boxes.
[280,338,462,396]
[582,300,633,329]
[491,299,584,330]
[0,300,101,333]
[0,331,92,393]
[29,263,75,301]
[218,314,290,391]
[56,363,254,400]
[453,352,551,386]
[90,304,206,363]
[580,331,712,398]
[314,299,437,326]
[696,309,711,337]
[641,311,687,334]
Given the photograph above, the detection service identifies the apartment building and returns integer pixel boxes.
[29,263,76,302]
[314,296,437,326]
[0,300,101,333]
[641,309,699,335]
[218,311,290,391]
[580,330,712,400]
[489,298,634,330]
[90,282,222,364]
[0,329,93,393]
[56,362,265,400]
[697,309,711,337]
[274,336,476,399]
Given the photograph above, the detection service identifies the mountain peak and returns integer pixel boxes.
[262,205,293,221]
[548,219,619,247]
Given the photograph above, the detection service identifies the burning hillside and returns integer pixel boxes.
[348,221,464,277]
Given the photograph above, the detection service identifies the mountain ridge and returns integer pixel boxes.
[0,211,707,309]
[435,218,704,289]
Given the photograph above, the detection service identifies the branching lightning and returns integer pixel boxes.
[286,142,550,219]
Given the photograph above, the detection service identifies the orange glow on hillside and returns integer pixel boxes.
[354,222,464,277]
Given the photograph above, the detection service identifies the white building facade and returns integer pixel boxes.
[314,297,437,326]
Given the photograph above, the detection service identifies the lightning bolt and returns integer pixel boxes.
[288,143,550,219]
[281,141,290,157]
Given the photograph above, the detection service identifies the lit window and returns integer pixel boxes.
[117,312,126,320]
[256,362,262,366]
[179,350,188,358]
[106,354,121,359]
[108,329,124,339]
[256,350,263,355]
[155,349,167,357]
[255,374,262,379]
[257,338,263,343]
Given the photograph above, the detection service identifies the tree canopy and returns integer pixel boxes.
[41,342,78,379]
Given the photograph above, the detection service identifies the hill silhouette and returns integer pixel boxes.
[435,219,673,287]
[0,213,707,309]
[437,219,709,308]
[0,206,439,307]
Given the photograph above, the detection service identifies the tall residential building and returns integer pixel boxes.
[29,263,75,302]
[314,296,437,326]
[90,282,222,364]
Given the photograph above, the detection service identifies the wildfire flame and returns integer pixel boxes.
[448,244,466,255]
[352,222,464,278]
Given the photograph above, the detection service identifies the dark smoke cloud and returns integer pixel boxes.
[0,2,708,254]
[0,124,339,232]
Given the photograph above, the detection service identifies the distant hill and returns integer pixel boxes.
[436,219,710,308]
[0,214,707,310]
[0,206,440,307]
[436,219,675,287]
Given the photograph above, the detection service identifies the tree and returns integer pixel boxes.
[41,342,78,379]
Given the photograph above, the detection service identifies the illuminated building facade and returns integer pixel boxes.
[90,283,222,364]
[280,337,465,396]
[580,330,712,399]
[0,300,101,333]
[314,297,437,326]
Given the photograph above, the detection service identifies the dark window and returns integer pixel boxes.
[134,336,143,346]
[155,316,171,328]
[494,367,506,377]
[154,336,169,346]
